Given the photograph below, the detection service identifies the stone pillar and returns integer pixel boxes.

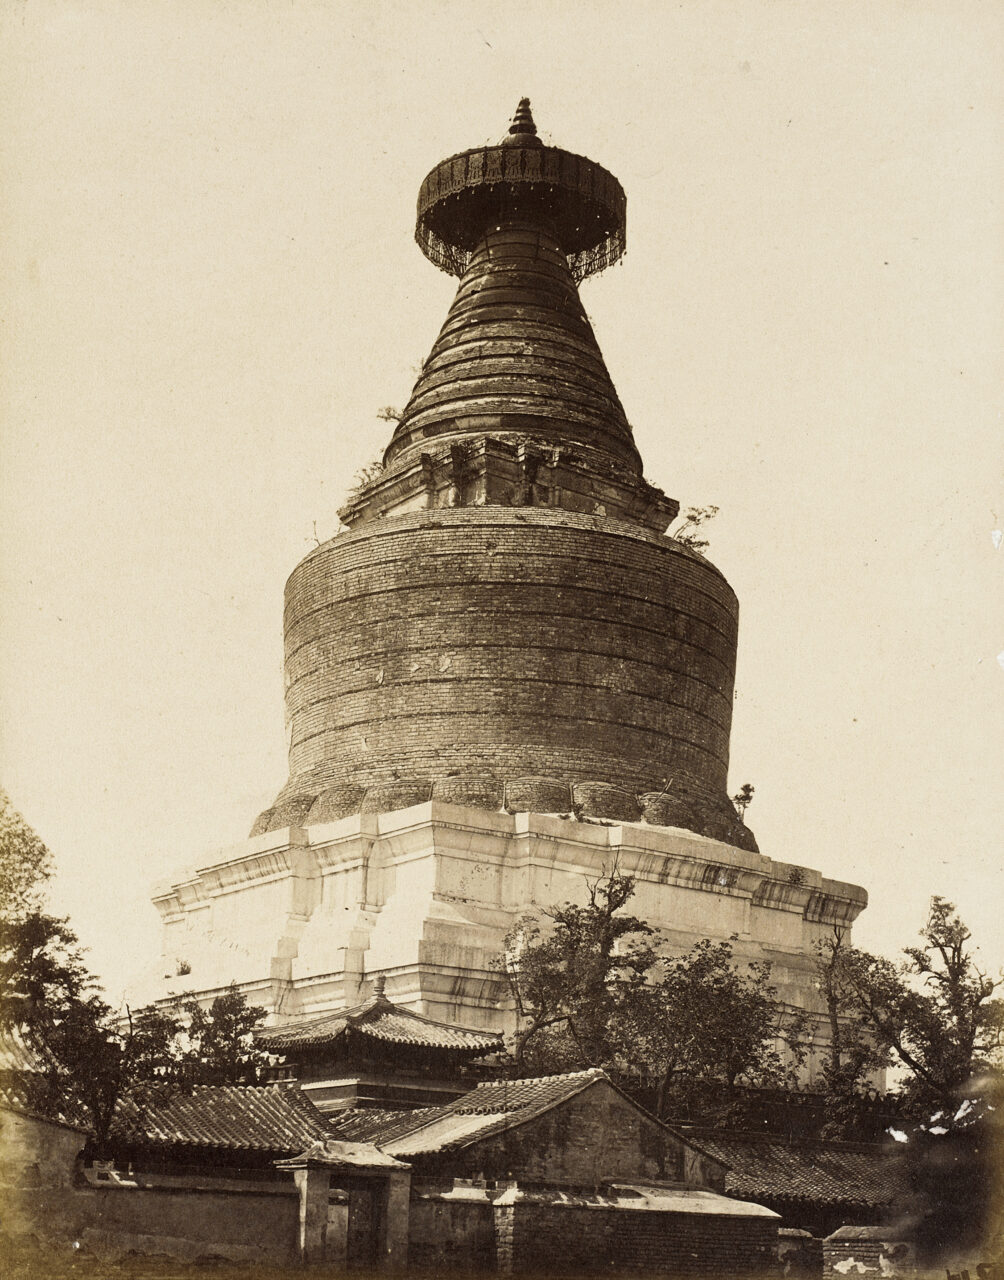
[292,1164,330,1265]
[493,1202,516,1274]
[382,1170,411,1270]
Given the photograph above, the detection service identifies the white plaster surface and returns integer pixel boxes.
[151,803,867,1080]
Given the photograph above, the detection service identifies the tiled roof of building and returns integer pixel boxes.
[0,1023,50,1075]
[259,989,504,1056]
[275,1137,409,1171]
[334,1068,609,1157]
[334,1106,443,1146]
[0,1024,90,1131]
[686,1131,906,1210]
[112,1085,339,1155]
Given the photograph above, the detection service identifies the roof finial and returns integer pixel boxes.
[373,973,387,998]
[510,98,536,136]
[502,97,541,148]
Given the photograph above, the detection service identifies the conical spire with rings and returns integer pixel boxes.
[384,101,639,477]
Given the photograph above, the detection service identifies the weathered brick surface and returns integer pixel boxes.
[385,223,642,475]
[261,506,745,845]
[254,207,758,852]
[822,1230,914,1277]
[502,1202,777,1277]
[408,1194,497,1272]
[415,1078,705,1188]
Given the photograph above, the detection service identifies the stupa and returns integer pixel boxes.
[152,103,867,1072]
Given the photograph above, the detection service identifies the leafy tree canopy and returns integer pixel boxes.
[635,937,807,1120]
[0,909,179,1145]
[1,907,267,1152]
[815,928,893,1093]
[499,872,655,1071]
[827,897,1003,1112]
[180,983,268,1086]
[498,873,806,1122]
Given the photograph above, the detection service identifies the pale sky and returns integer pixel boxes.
[2,0,1001,1004]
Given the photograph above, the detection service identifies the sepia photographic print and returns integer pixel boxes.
[1,3,1001,1277]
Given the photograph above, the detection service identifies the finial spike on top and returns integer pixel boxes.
[509,97,537,137]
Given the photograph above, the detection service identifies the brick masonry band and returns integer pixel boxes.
[254,508,754,852]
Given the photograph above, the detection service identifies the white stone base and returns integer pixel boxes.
[151,802,867,1083]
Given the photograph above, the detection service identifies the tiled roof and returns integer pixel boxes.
[334,1068,609,1157]
[0,1024,90,1130]
[275,1137,409,1171]
[335,1106,443,1146]
[686,1131,906,1210]
[112,1085,340,1155]
[259,993,504,1056]
[0,1023,50,1074]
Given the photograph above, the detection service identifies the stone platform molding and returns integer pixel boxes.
[154,801,866,1059]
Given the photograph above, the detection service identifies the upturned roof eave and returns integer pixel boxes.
[258,995,504,1056]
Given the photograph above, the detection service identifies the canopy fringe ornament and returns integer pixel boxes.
[415,99,626,283]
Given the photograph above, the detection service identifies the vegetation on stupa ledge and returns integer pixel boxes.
[669,503,719,552]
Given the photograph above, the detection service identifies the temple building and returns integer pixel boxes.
[151,101,868,1075]
[258,975,504,1112]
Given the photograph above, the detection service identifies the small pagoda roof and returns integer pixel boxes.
[258,982,504,1058]
[275,1136,408,1171]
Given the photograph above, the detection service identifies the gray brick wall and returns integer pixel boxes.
[260,506,747,846]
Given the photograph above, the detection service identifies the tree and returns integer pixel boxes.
[731,783,755,822]
[0,790,54,920]
[41,981,268,1150]
[627,937,808,1122]
[498,871,654,1071]
[671,505,719,552]
[498,876,807,1124]
[179,983,267,1085]
[0,911,90,1031]
[0,909,181,1147]
[0,801,268,1149]
[812,927,893,1136]
[56,1000,183,1154]
[818,905,1004,1264]
[837,898,1003,1111]
[814,926,892,1097]
[889,1070,1003,1266]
